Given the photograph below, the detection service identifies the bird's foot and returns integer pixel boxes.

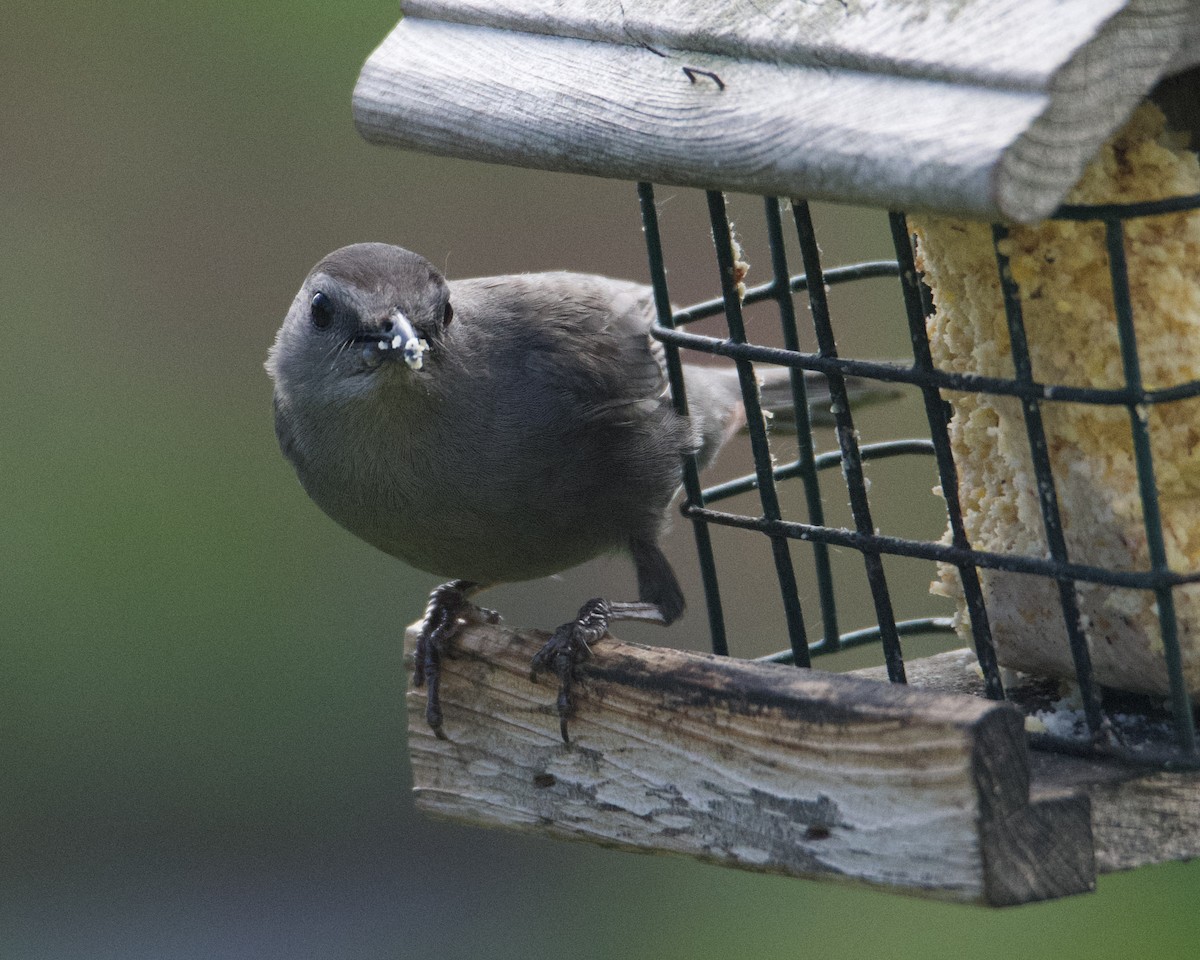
[531,599,668,743]
[412,579,499,738]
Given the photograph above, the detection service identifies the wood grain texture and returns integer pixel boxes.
[858,648,1200,875]
[354,18,1038,217]
[405,0,1129,88]
[404,621,1094,903]
[353,2,1195,220]
[1030,753,1200,874]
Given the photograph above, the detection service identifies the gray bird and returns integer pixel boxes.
[267,243,879,741]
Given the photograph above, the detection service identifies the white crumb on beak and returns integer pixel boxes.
[374,333,428,369]
[404,337,430,371]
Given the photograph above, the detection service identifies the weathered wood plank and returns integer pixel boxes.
[405,621,1095,903]
[856,648,1200,875]
[354,3,1196,220]
[354,18,1042,218]
[1028,752,1200,874]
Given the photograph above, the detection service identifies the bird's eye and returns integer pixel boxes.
[442,301,454,327]
[310,291,335,329]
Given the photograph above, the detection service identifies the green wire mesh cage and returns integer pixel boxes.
[639,183,1200,769]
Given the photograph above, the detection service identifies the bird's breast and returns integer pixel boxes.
[284,393,631,583]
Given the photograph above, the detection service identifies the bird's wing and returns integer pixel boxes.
[450,273,670,419]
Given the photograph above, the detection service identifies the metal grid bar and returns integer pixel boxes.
[890,213,1004,701]
[790,199,905,682]
[757,617,957,665]
[1103,217,1198,756]
[992,224,1106,738]
[673,261,900,325]
[702,439,936,504]
[637,181,729,656]
[705,192,810,663]
[763,198,839,658]
[655,328,1200,407]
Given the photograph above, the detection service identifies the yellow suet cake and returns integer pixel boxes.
[912,103,1200,697]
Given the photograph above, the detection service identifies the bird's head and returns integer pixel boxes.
[266,243,454,405]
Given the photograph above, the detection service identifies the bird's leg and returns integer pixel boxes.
[530,598,669,742]
[412,579,499,738]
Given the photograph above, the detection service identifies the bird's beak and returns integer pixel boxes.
[353,310,430,371]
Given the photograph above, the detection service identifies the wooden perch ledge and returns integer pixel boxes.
[405,620,1115,905]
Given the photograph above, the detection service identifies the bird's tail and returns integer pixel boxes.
[755,364,902,427]
[681,362,901,469]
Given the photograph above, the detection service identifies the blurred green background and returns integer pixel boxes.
[5,3,1200,958]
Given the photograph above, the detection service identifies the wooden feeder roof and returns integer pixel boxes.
[353,0,1200,222]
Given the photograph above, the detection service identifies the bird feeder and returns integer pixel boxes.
[351,0,1200,905]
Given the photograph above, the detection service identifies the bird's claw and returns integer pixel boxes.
[412,579,490,738]
[530,598,612,743]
